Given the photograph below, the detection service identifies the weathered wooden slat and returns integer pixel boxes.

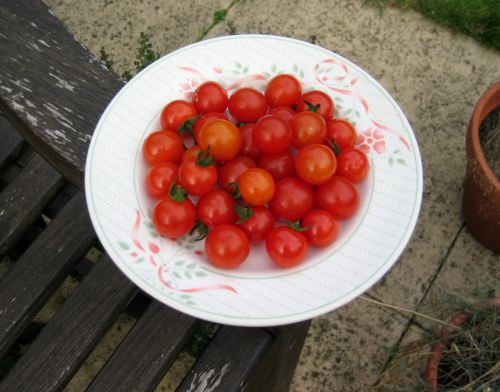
[0,0,124,188]
[176,326,273,392]
[87,301,198,392]
[0,115,23,171]
[0,154,64,254]
[0,192,95,358]
[0,255,136,392]
[246,321,311,392]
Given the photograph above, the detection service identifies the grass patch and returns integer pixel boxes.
[366,0,500,51]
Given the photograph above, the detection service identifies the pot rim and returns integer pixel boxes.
[425,298,500,391]
[469,82,500,190]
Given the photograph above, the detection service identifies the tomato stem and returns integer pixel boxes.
[178,116,199,138]
[168,179,188,202]
[190,220,208,241]
[227,181,241,199]
[327,138,341,156]
[303,99,320,113]
[285,220,310,232]
[196,146,215,167]
[234,204,253,223]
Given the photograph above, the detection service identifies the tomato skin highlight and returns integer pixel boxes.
[198,119,242,161]
[197,190,237,228]
[178,160,217,196]
[161,100,198,131]
[192,81,228,114]
[253,115,293,154]
[238,168,276,206]
[269,177,314,221]
[302,210,339,247]
[336,148,369,183]
[143,131,184,166]
[265,74,302,108]
[205,225,250,269]
[228,88,267,122]
[290,111,326,149]
[152,197,196,239]
[295,90,334,120]
[295,144,337,185]
[326,119,357,151]
[316,176,360,219]
[237,206,276,243]
[266,227,308,268]
[258,151,295,181]
[146,162,178,199]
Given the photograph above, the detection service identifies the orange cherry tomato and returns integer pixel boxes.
[238,168,275,206]
[198,119,242,161]
[295,144,337,185]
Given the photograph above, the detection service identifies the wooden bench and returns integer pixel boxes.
[0,1,310,391]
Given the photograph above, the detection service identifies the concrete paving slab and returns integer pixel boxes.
[45,0,229,75]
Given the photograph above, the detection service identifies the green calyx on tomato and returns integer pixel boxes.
[285,220,310,232]
[227,181,241,200]
[190,220,209,241]
[303,99,320,113]
[234,204,253,223]
[196,147,215,167]
[327,138,341,156]
[168,180,188,202]
[178,116,200,138]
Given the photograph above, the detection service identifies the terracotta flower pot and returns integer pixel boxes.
[462,82,500,252]
[425,298,500,391]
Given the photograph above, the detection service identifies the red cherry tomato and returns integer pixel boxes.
[228,88,267,122]
[290,111,326,149]
[238,168,275,206]
[295,90,334,120]
[143,131,184,165]
[295,144,337,185]
[269,177,314,221]
[326,119,357,151]
[218,156,256,191]
[258,151,295,181]
[145,162,178,199]
[160,100,198,131]
[197,190,237,228]
[253,115,292,154]
[236,206,276,243]
[178,152,217,196]
[192,81,228,114]
[152,188,196,239]
[302,210,339,247]
[193,112,228,142]
[266,227,308,268]
[198,119,242,161]
[182,145,202,162]
[336,148,369,183]
[239,124,261,162]
[316,176,360,219]
[265,74,302,108]
[270,106,295,121]
[205,225,250,269]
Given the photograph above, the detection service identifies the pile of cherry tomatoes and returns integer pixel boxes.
[142,74,369,269]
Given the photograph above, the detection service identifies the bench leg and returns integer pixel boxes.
[247,320,311,392]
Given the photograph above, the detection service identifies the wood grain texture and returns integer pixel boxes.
[0,255,136,392]
[0,192,95,358]
[0,115,23,171]
[0,0,124,188]
[87,301,198,392]
[0,153,64,254]
[176,326,273,392]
